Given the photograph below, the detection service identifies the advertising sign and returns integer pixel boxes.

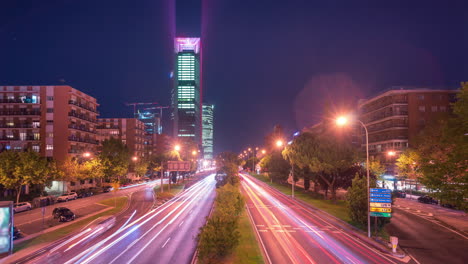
[0,201,13,256]
[167,161,191,172]
[370,207,392,213]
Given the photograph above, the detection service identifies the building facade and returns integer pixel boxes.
[202,104,214,159]
[0,85,99,162]
[97,118,146,158]
[172,38,202,144]
[358,87,458,161]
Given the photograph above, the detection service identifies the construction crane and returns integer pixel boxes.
[125,102,158,117]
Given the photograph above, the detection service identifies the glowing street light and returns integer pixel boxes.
[82,152,91,158]
[132,156,138,162]
[336,115,371,238]
[192,150,197,156]
[276,140,284,147]
[261,149,266,154]
[387,151,396,156]
[174,145,181,151]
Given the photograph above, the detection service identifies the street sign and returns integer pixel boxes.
[370,193,391,198]
[370,207,392,213]
[370,212,391,217]
[167,161,191,171]
[370,202,391,208]
[370,198,392,203]
[370,188,391,193]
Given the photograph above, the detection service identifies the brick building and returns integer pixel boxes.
[0,85,99,162]
[358,87,458,162]
[96,118,146,158]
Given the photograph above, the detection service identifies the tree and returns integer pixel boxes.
[259,152,290,183]
[133,159,149,178]
[396,149,422,190]
[243,156,259,172]
[283,132,358,200]
[100,138,130,182]
[346,174,368,226]
[81,158,105,184]
[369,159,386,187]
[0,151,54,204]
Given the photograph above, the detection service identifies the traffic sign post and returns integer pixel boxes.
[369,188,392,218]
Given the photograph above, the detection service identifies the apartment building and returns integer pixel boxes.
[0,85,99,162]
[358,87,458,161]
[96,118,146,158]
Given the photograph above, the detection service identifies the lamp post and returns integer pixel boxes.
[336,116,371,238]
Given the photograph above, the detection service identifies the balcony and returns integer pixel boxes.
[68,112,97,123]
[0,123,40,129]
[68,124,97,134]
[0,98,39,104]
[68,136,99,145]
[0,136,38,141]
[69,100,99,114]
[0,110,41,116]
[96,125,120,129]
[363,111,408,124]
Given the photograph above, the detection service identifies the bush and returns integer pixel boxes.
[197,183,244,263]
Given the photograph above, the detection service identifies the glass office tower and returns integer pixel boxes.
[202,104,214,159]
[172,38,201,144]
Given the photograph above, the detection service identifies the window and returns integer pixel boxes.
[20,132,26,141]
[418,118,425,126]
[47,120,53,124]
[431,106,437,112]
[418,106,425,112]
[48,133,53,138]
[34,132,40,140]
[47,96,54,101]
[46,144,53,150]
[46,108,54,113]
[440,106,447,112]
[32,145,40,152]
[32,121,40,128]
[417,95,425,100]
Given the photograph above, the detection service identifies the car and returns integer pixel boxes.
[52,207,76,222]
[441,202,456,209]
[102,186,112,193]
[417,195,438,204]
[77,189,93,198]
[57,192,78,202]
[13,202,32,213]
[392,190,406,198]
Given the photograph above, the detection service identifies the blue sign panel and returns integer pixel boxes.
[370,188,391,193]
[370,193,391,198]
[370,198,392,203]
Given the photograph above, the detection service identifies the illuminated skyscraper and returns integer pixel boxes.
[202,104,214,159]
[172,38,201,144]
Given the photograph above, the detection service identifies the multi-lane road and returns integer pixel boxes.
[13,174,216,264]
[241,173,404,264]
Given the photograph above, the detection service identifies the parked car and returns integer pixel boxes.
[392,190,406,198]
[441,202,456,209]
[57,192,78,202]
[77,189,93,198]
[102,186,112,193]
[418,195,438,204]
[52,207,76,222]
[13,202,32,213]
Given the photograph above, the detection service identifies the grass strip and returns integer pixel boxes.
[14,196,128,252]
[153,183,185,199]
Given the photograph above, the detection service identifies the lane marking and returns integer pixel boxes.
[162,237,171,248]
[179,220,185,227]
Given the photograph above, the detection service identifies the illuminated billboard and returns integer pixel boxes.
[0,201,13,256]
[175,38,201,54]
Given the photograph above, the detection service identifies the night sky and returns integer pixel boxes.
[0,0,467,154]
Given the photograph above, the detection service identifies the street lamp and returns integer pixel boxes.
[174,145,181,151]
[261,149,266,154]
[82,152,91,158]
[336,115,371,238]
[276,140,284,148]
[132,156,138,162]
[387,150,396,157]
[192,150,197,156]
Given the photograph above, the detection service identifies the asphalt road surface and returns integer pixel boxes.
[241,173,404,264]
[22,174,216,264]
[387,207,468,264]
